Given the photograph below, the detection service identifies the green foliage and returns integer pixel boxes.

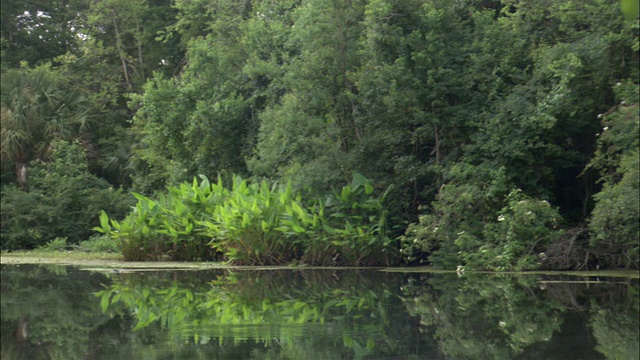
[0,0,88,69]
[0,141,132,249]
[3,0,637,269]
[471,190,564,271]
[200,176,301,265]
[587,81,639,269]
[98,172,397,265]
[36,237,69,252]
[401,163,563,271]
[400,163,511,268]
[1,66,90,189]
[95,174,224,261]
[78,235,120,253]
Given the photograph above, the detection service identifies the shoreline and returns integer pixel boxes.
[1,252,638,278]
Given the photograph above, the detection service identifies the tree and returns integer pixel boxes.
[354,0,474,223]
[250,0,366,194]
[1,66,89,189]
[0,0,88,69]
[129,0,278,193]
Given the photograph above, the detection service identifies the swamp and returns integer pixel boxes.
[1,0,639,358]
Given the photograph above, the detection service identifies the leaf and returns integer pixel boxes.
[198,174,210,189]
[99,210,110,230]
[366,339,375,349]
[365,182,374,195]
[351,171,369,190]
[292,224,305,234]
[343,334,353,347]
[341,187,351,202]
[131,192,150,203]
[100,292,111,312]
[293,301,306,310]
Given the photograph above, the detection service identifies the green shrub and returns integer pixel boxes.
[0,141,133,250]
[96,175,224,261]
[36,237,69,252]
[400,163,510,268]
[201,177,304,265]
[471,190,563,271]
[79,235,120,253]
[589,152,639,269]
[585,81,639,269]
[401,163,563,271]
[97,173,398,265]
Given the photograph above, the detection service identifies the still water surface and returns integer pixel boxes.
[1,264,638,359]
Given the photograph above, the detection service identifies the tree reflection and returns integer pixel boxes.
[399,272,639,360]
[2,264,636,359]
[590,283,639,360]
[1,265,113,360]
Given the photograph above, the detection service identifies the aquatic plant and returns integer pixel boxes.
[96,173,398,265]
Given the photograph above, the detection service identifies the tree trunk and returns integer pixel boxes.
[113,16,133,90]
[16,162,28,191]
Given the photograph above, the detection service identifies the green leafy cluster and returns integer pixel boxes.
[586,80,639,269]
[401,174,563,271]
[97,172,397,265]
[0,141,132,249]
[95,174,225,261]
[469,190,564,271]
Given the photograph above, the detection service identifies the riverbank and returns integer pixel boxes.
[1,250,638,278]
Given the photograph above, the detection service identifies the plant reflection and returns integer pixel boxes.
[2,264,637,359]
[97,269,416,359]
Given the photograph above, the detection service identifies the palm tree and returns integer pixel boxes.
[1,67,89,189]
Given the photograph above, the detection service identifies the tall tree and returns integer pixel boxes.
[250,0,365,193]
[355,0,473,221]
[0,0,88,69]
[1,66,89,189]
[129,0,263,193]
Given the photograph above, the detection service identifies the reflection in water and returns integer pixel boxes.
[97,270,416,359]
[1,265,112,360]
[1,264,638,359]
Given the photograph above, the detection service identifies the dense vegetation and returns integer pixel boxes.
[1,0,638,270]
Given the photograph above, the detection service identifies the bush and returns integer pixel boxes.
[0,141,133,250]
[585,80,639,269]
[97,173,398,265]
[79,235,120,253]
[36,237,69,252]
[470,190,563,271]
[589,152,639,269]
[401,163,564,271]
[96,175,224,261]
[400,163,510,268]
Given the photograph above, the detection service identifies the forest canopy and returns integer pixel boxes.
[1,0,638,270]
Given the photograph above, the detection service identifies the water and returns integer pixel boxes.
[1,264,638,359]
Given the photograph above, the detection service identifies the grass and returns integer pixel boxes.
[0,235,124,262]
[1,249,123,261]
